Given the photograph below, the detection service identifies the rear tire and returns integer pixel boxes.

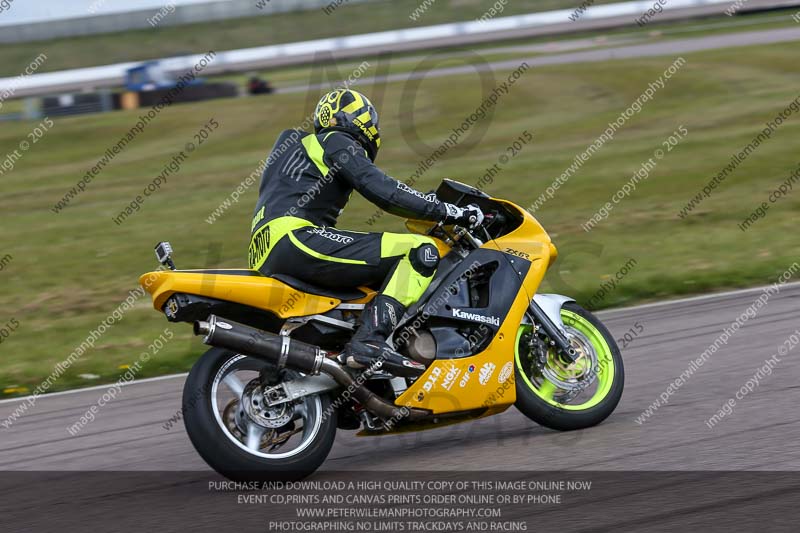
[183,347,337,481]
[514,302,624,431]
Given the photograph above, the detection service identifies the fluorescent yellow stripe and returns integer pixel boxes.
[341,91,364,113]
[380,233,433,257]
[382,256,433,306]
[288,231,367,265]
[267,216,314,234]
[301,134,330,176]
[379,233,436,306]
[355,110,372,124]
[249,216,314,269]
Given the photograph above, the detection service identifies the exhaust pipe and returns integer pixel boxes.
[194,315,426,421]
[195,315,323,374]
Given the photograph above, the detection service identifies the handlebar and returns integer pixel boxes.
[453,225,484,249]
[426,209,502,249]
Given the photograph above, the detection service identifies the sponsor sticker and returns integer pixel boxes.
[479,362,496,385]
[441,364,461,391]
[498,361,513,383]
[459,364,475,388]
[422,367,442,392]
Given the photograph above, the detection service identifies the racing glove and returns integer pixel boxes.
[443,203,485,228]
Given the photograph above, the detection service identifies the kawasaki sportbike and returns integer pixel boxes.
[140,179,624,480]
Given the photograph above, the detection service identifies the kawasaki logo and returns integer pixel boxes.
[451,308,500,326]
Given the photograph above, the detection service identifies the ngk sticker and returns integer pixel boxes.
[498,362,514,384]
[441,364,461,391]
[478,362,496,385]
[422,367,442,392]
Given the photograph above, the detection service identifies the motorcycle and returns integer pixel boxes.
[140,179,624,480]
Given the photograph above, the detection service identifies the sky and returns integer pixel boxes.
[0,0,220,26]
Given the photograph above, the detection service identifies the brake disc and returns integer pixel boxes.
[533,328,598,401]
[241,379,294,428]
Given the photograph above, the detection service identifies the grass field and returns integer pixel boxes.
[1,36,799,397]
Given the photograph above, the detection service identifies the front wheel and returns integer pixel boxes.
[514,302,624,431]
[183,347,338,481]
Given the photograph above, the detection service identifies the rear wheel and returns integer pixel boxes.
[183,347,337,481]
[514,302,623,431]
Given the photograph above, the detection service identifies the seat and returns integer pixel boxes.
[270,273,366,301]
[178,269,263,277]
[143,269,347,318]
[172,269,366,302]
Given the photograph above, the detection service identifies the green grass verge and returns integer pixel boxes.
[0,38,798,397]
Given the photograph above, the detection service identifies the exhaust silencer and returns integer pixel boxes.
[194,315,323,375]
[194,315,428,422]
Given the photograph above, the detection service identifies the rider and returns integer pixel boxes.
[249,89,483,377]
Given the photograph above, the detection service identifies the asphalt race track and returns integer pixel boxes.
[4,283,800,472]
[282,26,800,95]
[2,283,799,531]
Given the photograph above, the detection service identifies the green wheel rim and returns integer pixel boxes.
[515,309,615,411]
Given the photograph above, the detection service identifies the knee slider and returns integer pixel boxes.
[409,243,439,277]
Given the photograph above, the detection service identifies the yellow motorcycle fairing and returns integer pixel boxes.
[395,199,555,416]
[139,269,374,319]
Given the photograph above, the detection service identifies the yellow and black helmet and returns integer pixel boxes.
[313,89,381,161]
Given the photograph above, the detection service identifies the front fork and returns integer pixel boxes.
[528,297,578,364]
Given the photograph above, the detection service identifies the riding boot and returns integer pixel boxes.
[345,294,426,377]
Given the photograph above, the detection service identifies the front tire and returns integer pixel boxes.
[183,347,337,481]
[514,302,624,431]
